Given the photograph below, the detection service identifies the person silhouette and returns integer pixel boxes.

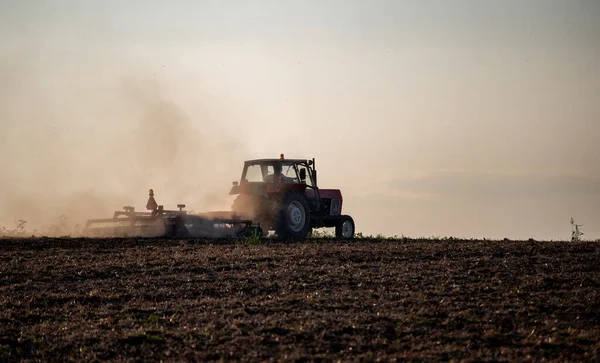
[146,189,158,211]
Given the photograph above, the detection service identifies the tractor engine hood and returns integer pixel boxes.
[318,189,342,200]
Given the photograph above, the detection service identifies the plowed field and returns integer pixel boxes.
[1,238,599,361]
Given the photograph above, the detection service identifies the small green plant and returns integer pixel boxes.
[571,218,583,242]
[238,228,263,245]
[241,235,262,245]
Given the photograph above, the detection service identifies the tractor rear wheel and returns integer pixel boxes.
[335,216,355,239]
[275,191,311,239]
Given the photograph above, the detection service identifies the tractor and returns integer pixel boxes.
[230,154,355,239]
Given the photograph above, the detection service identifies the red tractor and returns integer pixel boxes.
[230,154,355,239]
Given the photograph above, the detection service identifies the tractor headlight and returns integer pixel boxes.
[330,199,341,216]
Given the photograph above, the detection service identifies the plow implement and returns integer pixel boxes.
[82,190,262,238]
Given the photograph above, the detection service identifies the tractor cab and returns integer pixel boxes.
[230,155,320,210]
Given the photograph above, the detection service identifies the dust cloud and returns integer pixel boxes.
[0,55,247,235]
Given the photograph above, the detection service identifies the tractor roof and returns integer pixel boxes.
[245,158,310,164]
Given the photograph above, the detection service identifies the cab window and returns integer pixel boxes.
[244,164,263,182]
[297,165,314,186]
[262,164,276,182]
[281,164,299,182]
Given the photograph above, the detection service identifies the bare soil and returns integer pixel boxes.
[1,238,599,361]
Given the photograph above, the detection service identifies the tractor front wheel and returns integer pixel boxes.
[335,216,355,239]
[276,191,311,239]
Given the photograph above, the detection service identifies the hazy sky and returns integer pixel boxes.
[1,0,599,240]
